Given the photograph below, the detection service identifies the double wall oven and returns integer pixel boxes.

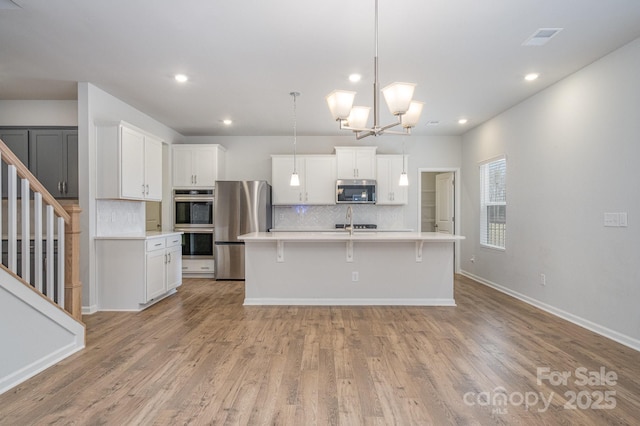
[173,189,214,260]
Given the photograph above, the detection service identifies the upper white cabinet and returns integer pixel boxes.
[271,155,336,205]
[96,121,163,201]
[172,144,226,188]
[376,155,408,205]
[335,146,377,180]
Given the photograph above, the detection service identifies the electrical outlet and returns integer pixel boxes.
[470,255,475,263]
[540,273,546,286]
[279,213,285,220]
[352,271,359,282]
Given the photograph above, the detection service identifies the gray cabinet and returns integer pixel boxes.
[0,127,78,199]
[0,129,29,196]
[28,129,78,198]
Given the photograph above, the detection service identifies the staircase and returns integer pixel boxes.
[0,138,85,394]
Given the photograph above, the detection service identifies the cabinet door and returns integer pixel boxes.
[144,136,163,200]
[62,130,79,198]
[145,249,166,302]
[120,126,146,199]
[29,129,65,197]
[166,244,182,290]
[336,148,357,179]
[192,147,216,187]
[376,156,407,205]
[355,150,376,180]
[0,129,29,196]
[304,156,336,204]
[172,146,194,187]
[271,156,304,205]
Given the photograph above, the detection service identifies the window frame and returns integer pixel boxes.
[479,155,507,250]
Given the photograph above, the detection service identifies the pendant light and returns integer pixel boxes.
[326,0,424,139]
[399,139,408,186]
[290,92,301,186]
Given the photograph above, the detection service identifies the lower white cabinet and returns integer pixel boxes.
[97,233,183,311]
[182,258,215,277]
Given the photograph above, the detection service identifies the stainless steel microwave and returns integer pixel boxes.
[336,179,376,204]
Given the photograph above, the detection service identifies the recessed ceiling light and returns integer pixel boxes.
[525,73,539,81]
[222,119,232,125]
[174,74,188,83]
[458,118,468,125]
[349,74,362,83]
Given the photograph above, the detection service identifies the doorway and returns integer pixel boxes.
[418,168,461,271]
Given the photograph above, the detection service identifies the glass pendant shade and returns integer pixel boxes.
[290,171,300,187]
[402,101,424,128]
[399,172,409,186]
[326,90,356,120]
[347,106,371,129]
[381,82,416,115]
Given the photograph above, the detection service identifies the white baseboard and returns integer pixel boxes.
[82,304,98,315]
[460,270,640,352]
[244,298,456,306]
[0,342,84,395]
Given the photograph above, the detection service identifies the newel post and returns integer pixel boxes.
[64,204,83,322]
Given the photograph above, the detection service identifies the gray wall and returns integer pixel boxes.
[460,37,640,349]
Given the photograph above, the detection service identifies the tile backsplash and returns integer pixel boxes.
[272,204,406,230]
[96,199,145,236]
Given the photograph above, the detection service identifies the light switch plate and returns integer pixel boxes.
[619,212,628,227]
[604,213,619,227]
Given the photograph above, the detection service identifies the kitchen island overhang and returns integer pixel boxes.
[238,232,465,306]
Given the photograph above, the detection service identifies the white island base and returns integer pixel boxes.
[239,232,464,306]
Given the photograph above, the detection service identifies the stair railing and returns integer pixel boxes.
[0,138,82,322]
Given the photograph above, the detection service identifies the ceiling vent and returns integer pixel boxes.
[522,28,563,46]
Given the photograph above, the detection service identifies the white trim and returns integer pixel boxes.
[417,167,462,272]
[82,304,99,315]
[460,270,640,353]
[244,298,457,306]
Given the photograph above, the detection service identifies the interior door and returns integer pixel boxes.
[435,172,454,234]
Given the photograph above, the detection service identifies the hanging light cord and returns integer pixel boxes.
[291,91,299,173]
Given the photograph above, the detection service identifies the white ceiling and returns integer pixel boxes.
[1,0,640,137]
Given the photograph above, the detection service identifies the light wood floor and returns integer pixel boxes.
[1,275,639,425]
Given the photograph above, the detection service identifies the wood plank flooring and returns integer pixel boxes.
[1,275,639,425]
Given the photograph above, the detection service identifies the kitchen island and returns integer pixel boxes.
[238,231,464,306]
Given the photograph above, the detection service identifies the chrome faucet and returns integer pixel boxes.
[345,205,354,236]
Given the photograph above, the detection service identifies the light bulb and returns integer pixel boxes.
[290,172,300,187]
[399,172,409,186]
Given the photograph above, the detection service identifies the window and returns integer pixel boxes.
[480,156,506,249]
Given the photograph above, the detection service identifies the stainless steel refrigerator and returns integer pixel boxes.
[214,180,272,280]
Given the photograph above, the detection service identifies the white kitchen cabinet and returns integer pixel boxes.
[166,241,183,290]
[376,155,408,205]
[96,121,163,201]
[172,144,226,187]
[335,146,377,179]
[96,233,183,311]
[271,155,336,205]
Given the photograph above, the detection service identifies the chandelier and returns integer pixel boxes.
[326,0,424,139]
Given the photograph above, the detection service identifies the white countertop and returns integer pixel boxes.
[269,228,414,233]
[240,231,464,242]
[94,231,183,240]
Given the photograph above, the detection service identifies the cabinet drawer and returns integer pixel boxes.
[146,238,166,252]
[165,235,182,248]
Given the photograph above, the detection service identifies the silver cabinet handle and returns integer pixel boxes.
[57,182,62,193]
[142,184,146,195]
[168,253,171,263]
[194,175,197,185]
[146,184,150,195]
[63,181,67,194]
